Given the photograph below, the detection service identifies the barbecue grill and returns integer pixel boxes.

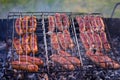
[0,3,120,80]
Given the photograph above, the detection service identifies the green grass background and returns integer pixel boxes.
[0,0,120,18]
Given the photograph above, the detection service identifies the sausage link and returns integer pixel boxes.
[29,16,37,32]
[22,35,31,54]
[11,61,38,72]
[15,17,23,35]
[30,33,38,54]
[86,50,120,69]
[19,55,43,66]
[50,54,74,70]
[48,16,55,32]
[58,50,81,66]
[13,38,23,55]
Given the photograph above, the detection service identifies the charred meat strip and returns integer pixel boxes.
[15,17,23,35]
[50,54,75,70]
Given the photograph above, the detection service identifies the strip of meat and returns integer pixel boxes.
[84,15,91,32]
[80,32,90,50]
[19,55,43,66]
[11,61,38,72]
[50,33,60,50]
[86,50,120,69]
[95,16,105,31]
[99,31,111,51]
[15,17,23,35]
[57,32,68,50]
[48,16,55,32]
[58,50,81,66]
[22,16,30,33]
[29,16,37,32]
[50,54,75,70]
[61,13,70,29]
[93,32,103,51]
[76,16,86,32]
[30,33,38,54]
[13,38,23,55]
[22,35,31,54]
[55,13,63,31]
[63,30,74,49]
[85,31,96,49]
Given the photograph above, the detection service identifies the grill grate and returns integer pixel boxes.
[6,12,120,80]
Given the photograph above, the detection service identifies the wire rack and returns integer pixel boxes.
[6,12,120,80]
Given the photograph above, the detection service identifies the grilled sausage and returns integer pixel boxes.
[90,15,98,32]
[63,30,74,49]
[11,61,38,72]
[15,17,23,35]
[29,16,37,32]
[93,32,103,51]
[22,16,30,33]
[95,16,105,32]
[22,35,31,54]
[57,32,69,50]
[19,55,43,66]
[85,31,96,49]
[58,50,81,66]
[86,50,120,69]
[50,33,60,50]
[30,33,38,54]
[48,16,55,32]
[99,31,111,51]
[80,32,90,50]
[76,16,86,32]
[61,13,70,29]
[55,13,63,31]
[84,15,91,32]
[13,38,23,55]
[50,54,74,70]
